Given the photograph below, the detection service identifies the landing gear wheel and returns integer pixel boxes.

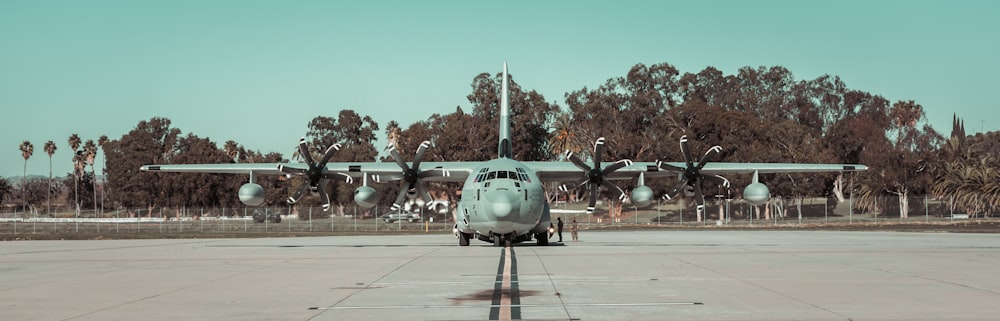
[459,232,470,246]
[493,235,502,247]
[535,232,549,246]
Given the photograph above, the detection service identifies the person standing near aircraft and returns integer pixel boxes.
[571,218,579,241]
[557,217,564,242]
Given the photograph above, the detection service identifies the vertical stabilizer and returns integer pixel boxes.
[498,62,512,158]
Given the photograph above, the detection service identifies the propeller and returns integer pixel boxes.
[278,137,342,211]
[559,137,632,213]
[656,135,730,214]
[387,141,448,211]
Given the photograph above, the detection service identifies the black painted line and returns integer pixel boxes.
[489,247,505,320]
[509,247,521,320]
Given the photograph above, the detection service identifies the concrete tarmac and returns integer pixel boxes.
[2,231,1000,320]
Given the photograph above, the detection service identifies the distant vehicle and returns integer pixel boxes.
[383,211,421,223]
[252,209,282,224]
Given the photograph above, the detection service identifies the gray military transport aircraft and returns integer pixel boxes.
[141,63,867,247]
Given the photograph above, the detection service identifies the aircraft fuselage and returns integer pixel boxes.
[454,158,550,244]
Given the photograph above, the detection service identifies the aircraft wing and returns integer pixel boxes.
[141,161,865,183]
[523,161,868,183]
[141,163,286,175]
[680,162,867,175]
[140,161,475,183]
[322,161,475,183]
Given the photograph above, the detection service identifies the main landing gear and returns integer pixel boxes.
[535,232,549,246]
[458,232,471,246]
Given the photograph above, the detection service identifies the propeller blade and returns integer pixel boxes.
[317,143,342,167]
[592,137,605,169]
[702,174,730,189]
[664,179,689,200]
[693,177,706,209]
[278,164,306,175]
[388,146,409,171]
[412,141,431,170]
[587,184,598,213]
[601,180,626,202]
[334,172,354,184]
[318,179,331,211]
[287,182,310,204]
[656,160,685,173]
[679,135,693,168]
[557,176,589,193]
[565,151,591,172]
[390,182,408,211]
[418,168,451,179]
[298,137,316,166]
[696,146,722,170]
[601,159,633,175]
[415,183,433,205]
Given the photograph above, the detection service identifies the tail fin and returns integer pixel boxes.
[498,62,512,158]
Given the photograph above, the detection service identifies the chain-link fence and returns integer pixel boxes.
[0,205,455,235]
[546,195,995,226]
[1,195,996,236]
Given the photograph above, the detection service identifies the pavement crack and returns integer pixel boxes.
[307,248,439,320]
[529,248,574,321]
[672,255,854,321]
[61,257,290,321]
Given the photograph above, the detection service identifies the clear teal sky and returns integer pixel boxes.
[2,0,998,178]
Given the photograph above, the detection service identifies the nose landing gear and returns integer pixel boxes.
[492,233,513,247]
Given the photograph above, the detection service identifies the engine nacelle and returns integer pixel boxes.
[353,186,379,209]
[743,182,770,205]
[238,183,265,207]
[630,185,654,208]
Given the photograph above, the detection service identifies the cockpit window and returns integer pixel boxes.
[473,168,490,183]
[478,169,529,182]
[516,168,531,183]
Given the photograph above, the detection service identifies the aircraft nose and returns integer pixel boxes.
[485,189,520,219]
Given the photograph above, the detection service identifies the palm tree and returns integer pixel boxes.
[19,140,34,211]
[224,140,239,162]
[547,114,583,160]
[84,139,98,217]
[44,141,56,215]
[385,120,401,152]
[931,156,1000,217]
[68,134,81,215]
[98,135,109,215]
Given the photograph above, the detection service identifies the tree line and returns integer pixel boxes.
[4,62,998,218]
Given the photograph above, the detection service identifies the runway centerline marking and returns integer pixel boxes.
[490,245,520,320]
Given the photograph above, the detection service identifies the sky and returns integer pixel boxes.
[2,0,998,179]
